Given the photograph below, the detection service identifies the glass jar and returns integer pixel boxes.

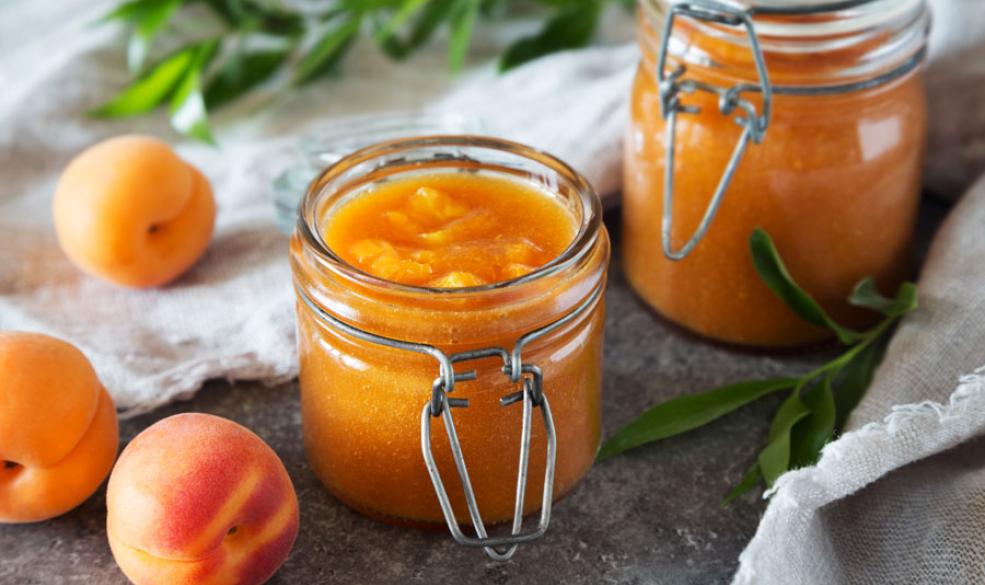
[624,0,930,347]
[289,136,609,558]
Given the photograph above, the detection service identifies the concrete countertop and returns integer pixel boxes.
[2,201,949,584]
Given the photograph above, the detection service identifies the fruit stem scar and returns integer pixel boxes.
[226,526,238,536]
[3,460,18,469]
[147,224,160,234]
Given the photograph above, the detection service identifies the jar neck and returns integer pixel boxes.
[290,136,609,346]
[639,0,930,88]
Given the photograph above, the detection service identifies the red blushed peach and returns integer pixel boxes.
[106,413,299,585]
[53,135,215,288]
[0,332,119,523]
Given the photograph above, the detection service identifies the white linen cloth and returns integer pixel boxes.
[3,1,985,582]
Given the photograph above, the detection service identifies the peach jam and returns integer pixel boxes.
[624,0,929,347]
[290,137,610,535]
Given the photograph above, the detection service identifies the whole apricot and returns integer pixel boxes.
[53,135,215,288]
[0,332,119,523]
[107,413,299,585]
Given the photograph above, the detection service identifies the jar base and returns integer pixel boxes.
[320,473,583,532]
[625,280,843,356]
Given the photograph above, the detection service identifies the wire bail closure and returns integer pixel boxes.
[657,0,773,260]
[296,281,604,561]
[421,354,556,562]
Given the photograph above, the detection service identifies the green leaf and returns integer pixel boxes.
[597,378,797,461]
[204,47,289,108]
[890,282,918,315]
[832,332,890,430]
[409,0,456,46]
[849,278,918,318]
[749,228,861,345]
[448,0,479,73]
[204,0,305,36]
[375,0,430,43]
[479,0,507,18]
[293,16,362,85]
[789,376,836,468]
[127,0,182,73]
[89,45,197,118]
[380,35,411,60]
[380,0,456,59]
[169,41,218,144]
[847,277,895,314]
[723,462,762,505]
[100,0,168,23]
[499,1,602,71]
[202,0,246,25]
[758,392,811,486]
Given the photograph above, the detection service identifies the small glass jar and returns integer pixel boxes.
[289,136,609,556]
[624,0,930,347]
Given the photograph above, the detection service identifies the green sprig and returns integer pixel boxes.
[94,0,618,142]
[599,228,918,502]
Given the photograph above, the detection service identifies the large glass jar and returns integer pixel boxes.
[289,137,609,555]
[624,0,930,347]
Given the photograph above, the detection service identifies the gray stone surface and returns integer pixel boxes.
[0,202,948,585]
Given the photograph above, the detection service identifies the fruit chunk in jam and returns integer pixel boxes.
[322,173,576,288]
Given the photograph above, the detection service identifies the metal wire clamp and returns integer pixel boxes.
[655,0,929,261]
[296,281,604,561]
[657,0,773,261]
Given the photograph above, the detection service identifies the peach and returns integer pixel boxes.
[53,135,215,288]
[0,332,119,523]
[107,413,299,585]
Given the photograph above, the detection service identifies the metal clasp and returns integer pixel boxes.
[421,353,556,561]
[295,279,604,561]
[418,280,603,561]
[657,0,773,260]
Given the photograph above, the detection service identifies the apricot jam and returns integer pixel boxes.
[323,173,576,288]
[624,0,929,347]
[290,137,609,527]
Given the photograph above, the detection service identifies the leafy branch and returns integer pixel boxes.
[91,0,617,141]
[598,228,918,503]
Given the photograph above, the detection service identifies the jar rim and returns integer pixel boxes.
[296,135,604,297]
[646,0,926,38]
[641,0,929,87]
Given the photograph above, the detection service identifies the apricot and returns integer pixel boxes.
[408,186,467,224]
[107,413,299,585]
[428,271,486,288]
[53,135,215,288]
[0,332,119,523]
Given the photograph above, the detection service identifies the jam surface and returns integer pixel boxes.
[322,173,576,288]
